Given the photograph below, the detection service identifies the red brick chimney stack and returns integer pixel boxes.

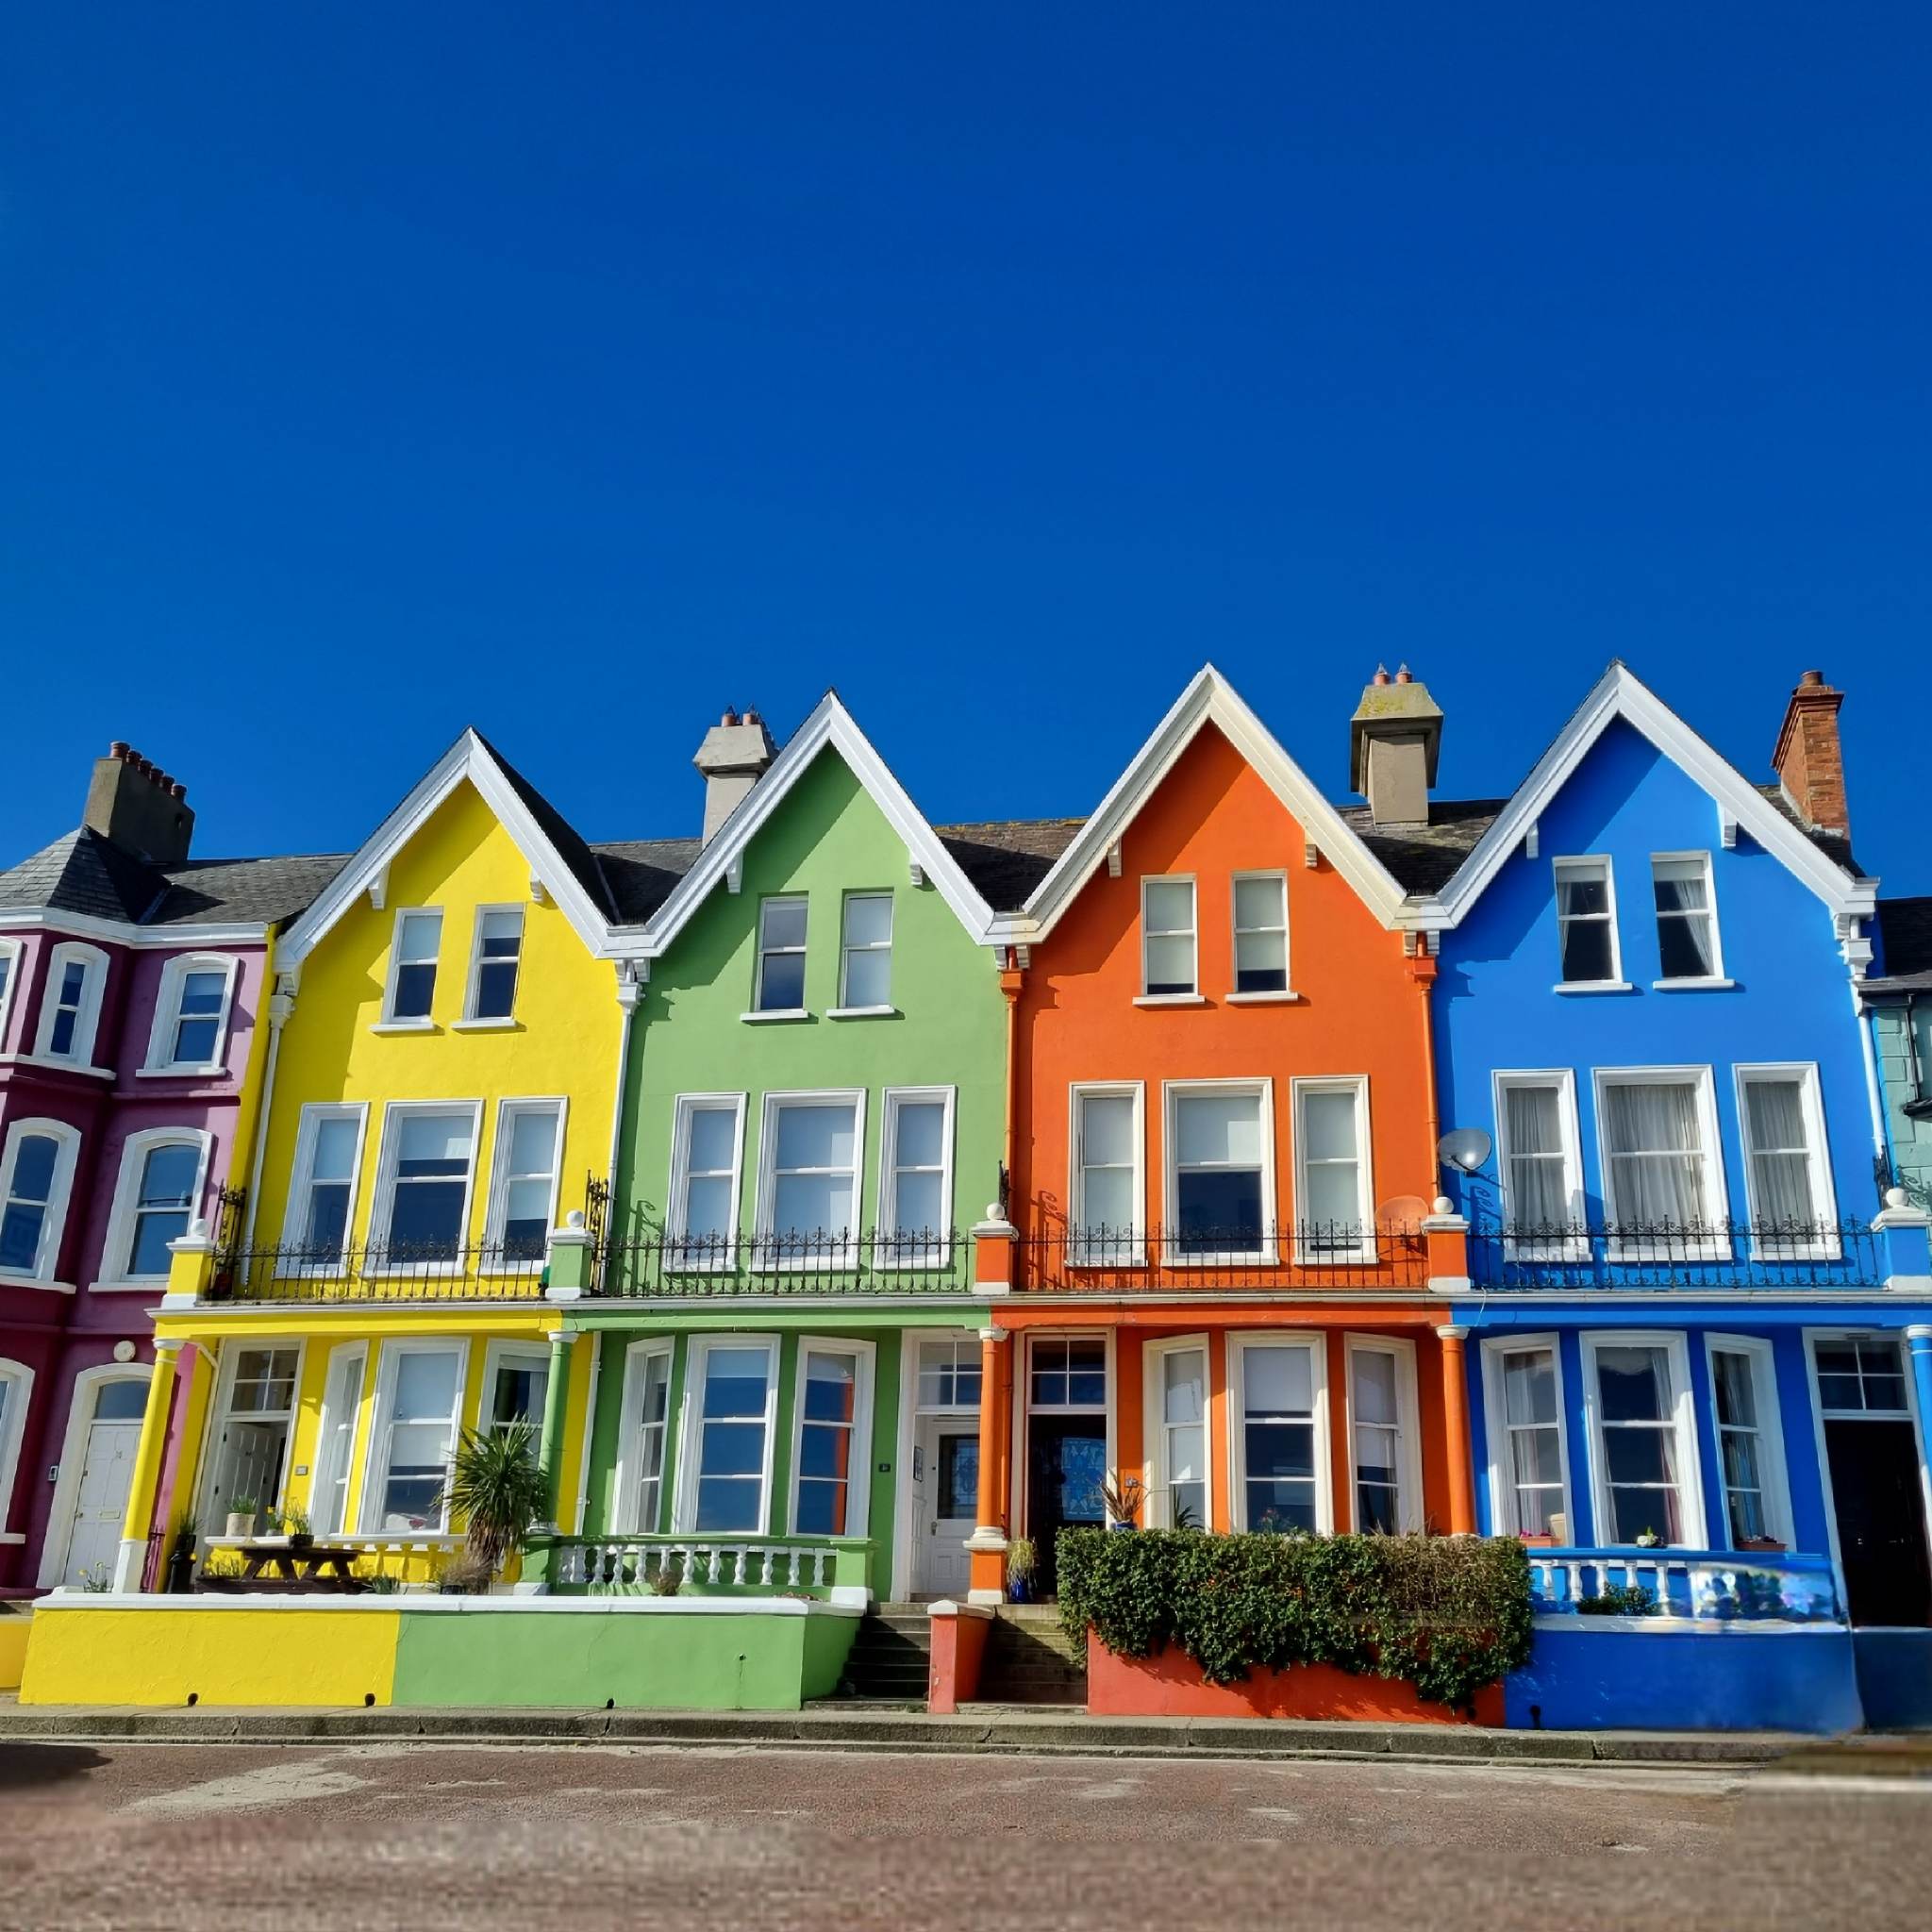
[1772,669,1850,840]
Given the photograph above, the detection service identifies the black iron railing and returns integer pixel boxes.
[1015,1223,1426,1291]
[598,1225,970,1297]
[1465,1217,1882,1291]
[211,1237,551,1304]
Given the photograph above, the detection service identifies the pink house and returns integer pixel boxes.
[0,744,339,1593]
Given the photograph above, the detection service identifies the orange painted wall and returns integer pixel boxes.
[1011,722,1438,1246]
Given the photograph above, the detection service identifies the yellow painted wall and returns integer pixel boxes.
[21,1606,401,1707]
[0,1608,30,1690]
[251,778,622,1265]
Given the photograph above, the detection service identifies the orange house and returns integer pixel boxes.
[965,668,1474,1601]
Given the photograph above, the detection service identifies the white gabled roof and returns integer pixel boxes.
[276,730,615,966]
[998,665,1410,941]
[1414,661,1876,928]
[620,693,999,959]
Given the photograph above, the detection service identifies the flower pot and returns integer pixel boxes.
[1007,1576,1033,1605]
[1108,1521,1137,1533]
[224,1511,255,1541]
[290,1533,314,1554]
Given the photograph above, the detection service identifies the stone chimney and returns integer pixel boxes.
[1772,669,1850,840]
[693,708,776,843]
[82,741,195,865]
[1349,664,1442,827]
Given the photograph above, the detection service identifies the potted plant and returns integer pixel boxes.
[224,1495,259,1541]
[1006,1536,1037,1604]
[1634,1528,1662,1550]
[432,1420,549,1592]
[282,1506,314,1555]
[1100,1470,1143,1531]
[164,1512,199,1593]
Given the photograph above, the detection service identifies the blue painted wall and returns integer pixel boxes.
[1433,717,1883,1252]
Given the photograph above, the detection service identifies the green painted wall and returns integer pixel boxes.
[391,1607,860,1710]
[617,745,1008,1243]
[1875,1004,1932,1209]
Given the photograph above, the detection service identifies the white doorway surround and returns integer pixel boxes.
[893,1330,983,1601]
[39,1365,152,1589]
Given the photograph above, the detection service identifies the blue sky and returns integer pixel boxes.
[5,7,1927,888]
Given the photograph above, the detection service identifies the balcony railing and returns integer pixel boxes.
[1526,1546,1842,1623]
[211,1238,551,1304]
[1014,1223,1427,1292]
[1465,1218,1881,1291]
[548,1536,868,1595]
[596,1226,972,1297]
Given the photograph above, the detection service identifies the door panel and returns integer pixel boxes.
[1027,1420,1107,1594]
[62,1420,142,1586]
[1825,1419,1932,1626]
[915,1421,976,1598]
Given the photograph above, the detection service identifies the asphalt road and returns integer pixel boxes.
[4,1740,1927,1931]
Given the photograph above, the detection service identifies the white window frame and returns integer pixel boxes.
[360,1338,472,1536]
[1552,856,1624,989]
[835,891,894,1014]
[675,1332,780,1535]
[614,1338,676,1534]
[0,1357,34,1539]
[876,1085,956,1266]
[754,1090,867,1271]
[1580,1329,1706,1550]
[1734,1063,1840,1258]
[460,904,525,1024]
[380,907,443,1027]
[478,1337,551,1437]
[1228,870,1291,1000]
[1591,1065,1730,1258]
[482,1096,567,1263]
[0,1116,82,1287]
[1291,1075,1374,1264]
[142,952,241,1074]
[1069,1081,1145,1266]
[1478,1333,1574,1541]
[753,895,809,1016]
[1227,1332,1330,1535]
[34,941,108,1065]
[195,1340,306,1533]
[1142,1333,1210,1530]
[0,938,22,1050]
[1139,874,1200,1000]
[1024,1332,1113,1416]
[308,1341,368,1540]
[1163,1076,1276,1267]
[279,1102,370,1276]
[1492,1069,1587,1259]
[1344,1335,1423,1534]
[665,1092,748,1271]
[368,1099,484,1272]
[1705,1334,1794,1550]
[789,1334,877,1539]
[97,1125,213,1290]
[1649,850,1726,986]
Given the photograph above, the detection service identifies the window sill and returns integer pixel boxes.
[136,1064,226,1080]
[1551,981,1636,995]
[0,1052,115,1079]
[1224,990,1301,1005]
[370,1019,439,1035]
[826,1005,900,1021]
[449,1017,524,1031]
[740,1008,811,1024]
[0,1274,76,1294]
[1132,993,1208,1008]
[89,1280,170,1295]
[1651,977,1736,992]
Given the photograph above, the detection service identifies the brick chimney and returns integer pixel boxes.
[1350,664,1442,826]
[1772,670,1850,840]
[693,708,776,843]
[83,741,195,865]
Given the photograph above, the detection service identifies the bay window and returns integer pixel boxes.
[1481,1337,1570,1539]
[0,1119,80,1283]
[680,1336,778,1533]
[1346,1339,1419,1533]
[366,1342,467,1532]
[145,955,238,1073]
[36,942,107,1064]
[791,1339,874,1536]
[1583,1333,1702,1548]
[621,1341,674,1533]
[309,1343,367,1539]
[104,1129,208,1281]
[1707,1338,1790,1548]
[1231,1336,1325,1533]
[1145,1338,1208,1529]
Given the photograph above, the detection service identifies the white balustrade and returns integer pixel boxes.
[557,1539,835,1592]
[1525,1549,1840,1622]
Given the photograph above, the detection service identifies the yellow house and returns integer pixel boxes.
[130,731,634,1585]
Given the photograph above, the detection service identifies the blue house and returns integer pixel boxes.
[1391,664,1932,1731]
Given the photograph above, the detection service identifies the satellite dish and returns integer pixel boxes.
[1438,1128,1492,1175]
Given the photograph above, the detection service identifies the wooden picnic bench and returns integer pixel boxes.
[198,1542,369,1593]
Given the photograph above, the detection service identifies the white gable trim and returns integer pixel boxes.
[995,666,1408,941]
[276,732,612,966]
[617,695,998,959]
[1411,663,1876,929]
[0,910,269,950]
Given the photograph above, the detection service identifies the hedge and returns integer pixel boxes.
[1057,1529,1535,1713]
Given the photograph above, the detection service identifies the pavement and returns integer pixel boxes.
[6,1735,1931,1930]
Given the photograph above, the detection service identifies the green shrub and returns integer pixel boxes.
[1057,1529,1534,1713]
[1575,1583,1658,1617]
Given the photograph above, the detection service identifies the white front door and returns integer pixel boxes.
[60,1393,146,1587]
[915,1415,978,1598]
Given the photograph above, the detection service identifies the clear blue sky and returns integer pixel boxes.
[5,7,1927,888]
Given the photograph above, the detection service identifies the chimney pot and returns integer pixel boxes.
[1395,664,1413,684]
[1800,669,1824,688]
[1372,664,1391,686]
[693,707,778,843]
[169,781,187,800]
[109,741,130,758]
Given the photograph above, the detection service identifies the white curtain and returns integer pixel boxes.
[1744,1079,1817,1228]
[1604,1082,1705,1227]
[1505,1084,1569,1231]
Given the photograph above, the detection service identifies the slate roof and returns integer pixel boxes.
[1333,798,1507,898]
[0,829,347,931]
[936,819,1086,913]
[591,839,703,925]
[1870,897,1932,993]
[478,731,621,922]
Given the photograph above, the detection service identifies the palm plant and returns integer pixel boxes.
[434,1422,550,1579]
